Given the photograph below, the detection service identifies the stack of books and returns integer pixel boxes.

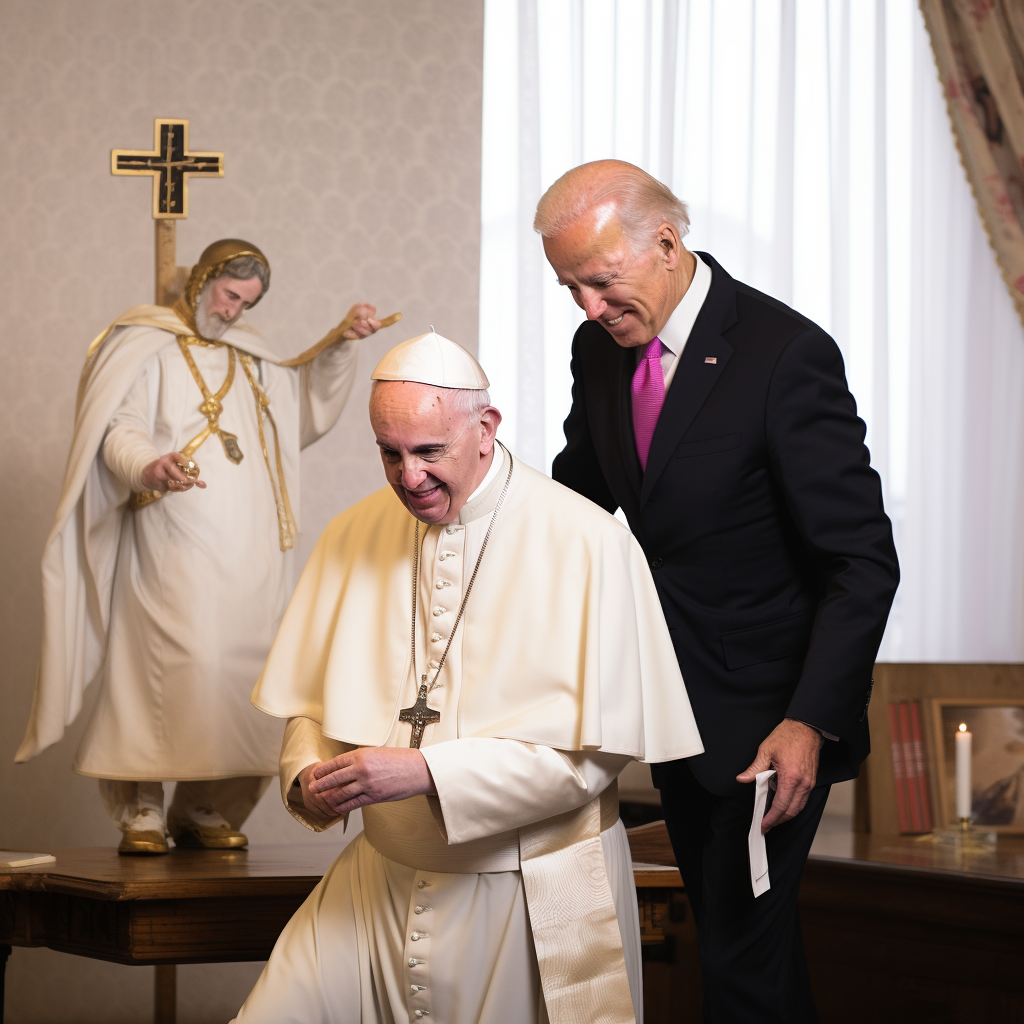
[888,700,933,834]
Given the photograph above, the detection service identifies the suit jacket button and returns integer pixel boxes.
[649,556,663,570]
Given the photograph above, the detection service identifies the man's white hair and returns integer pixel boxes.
[370,380,492,421]
[534,159,689,253]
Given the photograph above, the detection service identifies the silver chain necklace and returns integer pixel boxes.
[399,443,514,748]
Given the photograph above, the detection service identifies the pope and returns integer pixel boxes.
[232,331,703,1024]
[16,239,389,854]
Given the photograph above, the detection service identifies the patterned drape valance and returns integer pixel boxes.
[921,0,1024,328]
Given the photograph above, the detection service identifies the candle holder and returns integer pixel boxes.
[923,817,997,850]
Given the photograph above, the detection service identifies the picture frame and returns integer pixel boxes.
[930,698,1024,833]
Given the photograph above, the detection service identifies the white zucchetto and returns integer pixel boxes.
[371,331,490,390]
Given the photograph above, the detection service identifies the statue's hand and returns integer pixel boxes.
[140,452,207,493]
[340,303,382,340]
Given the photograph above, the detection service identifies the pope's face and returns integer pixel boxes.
[205,274,264,326]
[542,205,678,349]
[370,382,501,525]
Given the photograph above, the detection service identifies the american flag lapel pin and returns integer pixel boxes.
[704,356,717,364]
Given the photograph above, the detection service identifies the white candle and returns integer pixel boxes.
[955,723,972,820]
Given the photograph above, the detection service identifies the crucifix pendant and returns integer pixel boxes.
[399,682,441,749]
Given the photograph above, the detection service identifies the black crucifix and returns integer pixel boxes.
[111,119,224,305]
[399,683,441,749]
[112,118,223,218]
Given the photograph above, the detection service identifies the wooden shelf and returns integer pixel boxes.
[860,663,1024,835]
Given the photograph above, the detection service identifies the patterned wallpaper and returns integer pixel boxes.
[0,1,483,1019]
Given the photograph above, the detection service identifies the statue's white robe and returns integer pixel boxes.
[16,306,359,780]
[237,446,703,1024]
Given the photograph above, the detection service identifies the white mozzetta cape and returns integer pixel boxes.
[252,454,701,763]
[16,305,357,768]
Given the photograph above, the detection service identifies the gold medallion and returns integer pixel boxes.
[221,433,244,464]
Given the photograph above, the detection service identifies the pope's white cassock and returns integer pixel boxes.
[16,243,359,834]
[234,334,703,1024]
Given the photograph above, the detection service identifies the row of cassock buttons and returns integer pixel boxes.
[409,529,455,1017]
[408,880,434,1018]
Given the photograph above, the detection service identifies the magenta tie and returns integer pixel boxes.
[631,337,665,471]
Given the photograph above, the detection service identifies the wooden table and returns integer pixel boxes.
[0,842,686,1024]
[13,829,1016,1024]
[633,822,1024,1023]
[0,845,339,1023]
[802,828,1024,1024]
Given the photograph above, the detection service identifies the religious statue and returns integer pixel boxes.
[15,237,396,854]
[230,331,703,1024]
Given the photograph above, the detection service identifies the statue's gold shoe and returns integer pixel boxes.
[171,823,248,849]
[117,830,169,855]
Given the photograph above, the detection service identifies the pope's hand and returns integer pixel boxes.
[340,303,382,340]
[140,452,207,493]
[304,747,436,816]
[736,718,824,833]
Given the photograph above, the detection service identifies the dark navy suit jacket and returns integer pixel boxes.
[552,253,900,795]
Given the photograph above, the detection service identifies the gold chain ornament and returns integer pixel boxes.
[128,337,297,550]
[237,352,297,551]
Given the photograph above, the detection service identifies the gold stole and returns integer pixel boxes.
[128,335,297,551]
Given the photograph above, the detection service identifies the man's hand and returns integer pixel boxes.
[340,303,382,340]
[297,763,342,821]
[304,747,436,816]
[737,719,824,833]
[140,452,207,493]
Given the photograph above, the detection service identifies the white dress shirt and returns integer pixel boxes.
[638,251,713,388]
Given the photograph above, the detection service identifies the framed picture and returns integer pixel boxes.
[930,698,1024,833]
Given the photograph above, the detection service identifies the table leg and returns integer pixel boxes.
[1,944,11,1024]
[154,964,176,1024]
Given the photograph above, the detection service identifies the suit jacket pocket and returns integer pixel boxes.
[676,433,742,458]
[721,612,811,670]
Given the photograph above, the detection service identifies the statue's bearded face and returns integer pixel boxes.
[370,382,500,525]
[194,274,263,340]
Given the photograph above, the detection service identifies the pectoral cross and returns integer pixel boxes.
[399,682,441,749]
[111,118,224,305]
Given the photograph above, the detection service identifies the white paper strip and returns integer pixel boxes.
[748,769,777,897]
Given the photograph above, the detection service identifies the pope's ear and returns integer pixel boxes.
[480,406,502,450]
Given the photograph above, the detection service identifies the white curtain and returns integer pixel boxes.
[479,0,1024,661]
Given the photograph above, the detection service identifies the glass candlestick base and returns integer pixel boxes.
[921,817,997,850]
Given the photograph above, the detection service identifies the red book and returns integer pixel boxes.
[909,701,933,831]
[898,701,924,832]
[888,701,911,832]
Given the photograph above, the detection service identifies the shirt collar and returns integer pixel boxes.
[656,252,712,357]
[456,441,510,524]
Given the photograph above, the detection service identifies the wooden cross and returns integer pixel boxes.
[111,118,224,305]
[399,683,441,749]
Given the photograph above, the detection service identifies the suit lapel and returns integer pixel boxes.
[639,254,738,506]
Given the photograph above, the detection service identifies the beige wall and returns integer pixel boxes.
[0,1,483,1019]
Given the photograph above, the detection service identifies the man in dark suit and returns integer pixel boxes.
[540,160,899,1022]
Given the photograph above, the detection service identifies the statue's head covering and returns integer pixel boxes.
[370,331,489,389]
[174,238,271,337]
